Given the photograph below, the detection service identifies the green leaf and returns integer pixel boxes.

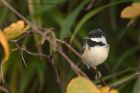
[30,0,66,17]
[49,7,64,26]
[60,0,90,39]
[19,58,45,93]
[19,60,36,93]
[114,46,139,71]
[66,76,100,93]
[70,0,132,42]
[133,79,139,93]
[0,8,8,28]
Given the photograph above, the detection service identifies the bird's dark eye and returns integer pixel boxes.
[87,39,105,47]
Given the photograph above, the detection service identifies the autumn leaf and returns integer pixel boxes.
[0,30,10,62]
[66,76,119,93]
[3,20,30,40]
[99,86,119,93]
[66,76,100,93]
[121,2,140,18]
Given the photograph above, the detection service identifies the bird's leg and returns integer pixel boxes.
[93,67,107,86]
[95,70,102,80]
[93,67,101,80]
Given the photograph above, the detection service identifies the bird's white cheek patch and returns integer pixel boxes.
[90,36,107,44]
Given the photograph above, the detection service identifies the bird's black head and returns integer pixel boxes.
[88,28,106,38]
[86,28,107,47]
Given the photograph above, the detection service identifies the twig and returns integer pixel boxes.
[109,73,137,87]
[116,18,137,41]
[10,48,18,53]
[21,46,27,68]
[34,30,88,78]
[47,56,65,93]
[0,85,9,93]
[9,31,30,42]
[1,0,106,86]
[1,0,33,27]
[56,39,107,85]
[57,46,88,78]
[0,59,5,83]
[56,39,81,58]
[136,66,140,75]
[13,43,48,58]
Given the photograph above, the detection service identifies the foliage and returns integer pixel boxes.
[66,76,118,93]
[0,0,140,93]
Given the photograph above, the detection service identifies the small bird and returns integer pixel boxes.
[81,28,109,68]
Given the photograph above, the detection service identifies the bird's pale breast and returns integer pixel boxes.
[82,44,109,67]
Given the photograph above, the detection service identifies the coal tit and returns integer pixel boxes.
[81,28,109,68]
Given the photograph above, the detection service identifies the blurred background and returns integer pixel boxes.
[0,0,140,93]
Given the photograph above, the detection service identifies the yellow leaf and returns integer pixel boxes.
[99,86,119,93]
[66,76,100,93]
[109,89,119,93]
[120,2,140,18]
[132,3,140,10]
[3,20,30,40]
[99,86,110,93]
[0,31,10,62]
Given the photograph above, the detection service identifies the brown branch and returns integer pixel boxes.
[47,56,65,93]
[1,0,32,27]
[136,66,140,75]
[21,46,27,68]
[56,39,107,85]
[57,46,88,78]
[56,39,82,59]
[17,44,47,57]
[0,85,9,93]
[1,0,107,86]
[33,30,88,78]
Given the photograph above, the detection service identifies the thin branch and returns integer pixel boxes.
[1,0,106,86]
[136,66,140,75]
[47,56,65,93]
[1,0,33,27]
[56,39,82,59]
[21,46,27,68]
[13,43,48,58]
[109,73,137,87]
[56,39,107,85]
[57,46,88,78]
[33,30,88,78]
[9,31,30,42]
[0,85,9,93]
[0,59,5,83]
[10,48,18,53]
[116,18,137,41]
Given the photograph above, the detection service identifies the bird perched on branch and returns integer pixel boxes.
[81,28,109,82]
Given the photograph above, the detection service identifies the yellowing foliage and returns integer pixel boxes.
[0,20,29,63]
[3,20,30,40]
[121,3,140,18]
[0,30,10,62]
[67,76,100,93]
[66,76,119,93]
[99,86,119,93]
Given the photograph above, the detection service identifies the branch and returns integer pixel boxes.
[57,46,88,78]
[0,85,9,93]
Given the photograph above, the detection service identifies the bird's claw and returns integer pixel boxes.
[95,71,102,80]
